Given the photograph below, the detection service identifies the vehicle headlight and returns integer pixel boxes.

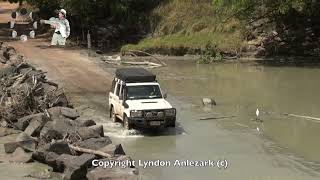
[130,110,143,118]
[165,108,176,116]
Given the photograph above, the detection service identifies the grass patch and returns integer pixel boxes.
[121,0,245,55]
[121,32,244,54]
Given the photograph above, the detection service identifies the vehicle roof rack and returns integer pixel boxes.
[115,68,156,83]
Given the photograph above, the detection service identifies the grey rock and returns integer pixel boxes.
[61,107,80,120]
[9,147,33,163]
[32,150,64,172]
[41,117,76,139]
[74,117,96,127]
[48,107,79,120]
[74,137,112,150]
[77,125,104,140]
[62,153,96,180]
[14,113,45,131]
[99,144,125,156]
[24,113,49,136]
[202,98,216,106]
[4,139,36,153]
[44,140,72,155]
[40,121,64,141]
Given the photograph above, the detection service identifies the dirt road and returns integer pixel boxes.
[0,2,112,119]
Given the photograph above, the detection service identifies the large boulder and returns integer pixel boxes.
[74,137,112,150]
[98,144,125,156]
[24,113,50,136]
[8,147,33,163]
[87,167,139,180]
[60,107,80,120]
[44,152,61,171]
[48,107,80,120]
[14,113,46,131]
[32,150,64,172]
[62,153,96,180]
[33,140,72,161]
[55,154,77,172]
[4,139,36,153]
[40,121,63,141]
[42,140,72,155]
[77,125,104,140]
[74,117,96,127]
[40,117,76,140]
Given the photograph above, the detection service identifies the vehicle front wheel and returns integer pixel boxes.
[123,116,132,130]
[110,107,118,123]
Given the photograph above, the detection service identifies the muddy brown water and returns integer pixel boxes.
[103,60,320,180]
[1,60,320,180]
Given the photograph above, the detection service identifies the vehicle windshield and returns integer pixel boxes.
[126,85,163,100]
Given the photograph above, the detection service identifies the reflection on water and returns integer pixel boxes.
[154,61,320,162]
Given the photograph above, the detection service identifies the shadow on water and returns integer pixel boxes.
[135,122,186,137]
[255,58,320,68]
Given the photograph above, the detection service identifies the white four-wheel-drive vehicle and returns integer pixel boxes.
[109,68,176,129]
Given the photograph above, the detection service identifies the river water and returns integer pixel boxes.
[1,60,320,180]
[105,60,320,180]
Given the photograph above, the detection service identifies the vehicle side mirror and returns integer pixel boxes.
[163,92,167,99]
[123,101,129,108]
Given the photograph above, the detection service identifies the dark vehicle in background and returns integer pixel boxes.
[9,7,39,40]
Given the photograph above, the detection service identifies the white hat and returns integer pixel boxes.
[59,9,67,17]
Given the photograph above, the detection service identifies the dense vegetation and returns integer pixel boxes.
[4,0,320,57]
[123,0,320,57]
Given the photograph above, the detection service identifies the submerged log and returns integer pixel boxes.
[127,50,167,66]
[199,116,236,120]
[121,61,162,68]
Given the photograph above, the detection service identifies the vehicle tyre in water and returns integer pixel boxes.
[123,116,132,130]
[110,107,118,123]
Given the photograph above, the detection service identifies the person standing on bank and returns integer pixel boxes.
[40,9,70,46]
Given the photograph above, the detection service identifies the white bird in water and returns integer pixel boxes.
[254,108,263,122]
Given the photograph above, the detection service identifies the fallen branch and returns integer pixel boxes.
[12,69,32,88]
[199,116,236,120]
[122,61,162,68]
[126,52,138,57]
[44,81,58,88]
[69,145,112,158]
[128,50,167,66]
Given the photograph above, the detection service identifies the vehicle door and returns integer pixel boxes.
[113,81,122,117]
[108,79,117,107]
[118,85,126,117]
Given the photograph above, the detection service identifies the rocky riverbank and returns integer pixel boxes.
[0,42,138,180]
